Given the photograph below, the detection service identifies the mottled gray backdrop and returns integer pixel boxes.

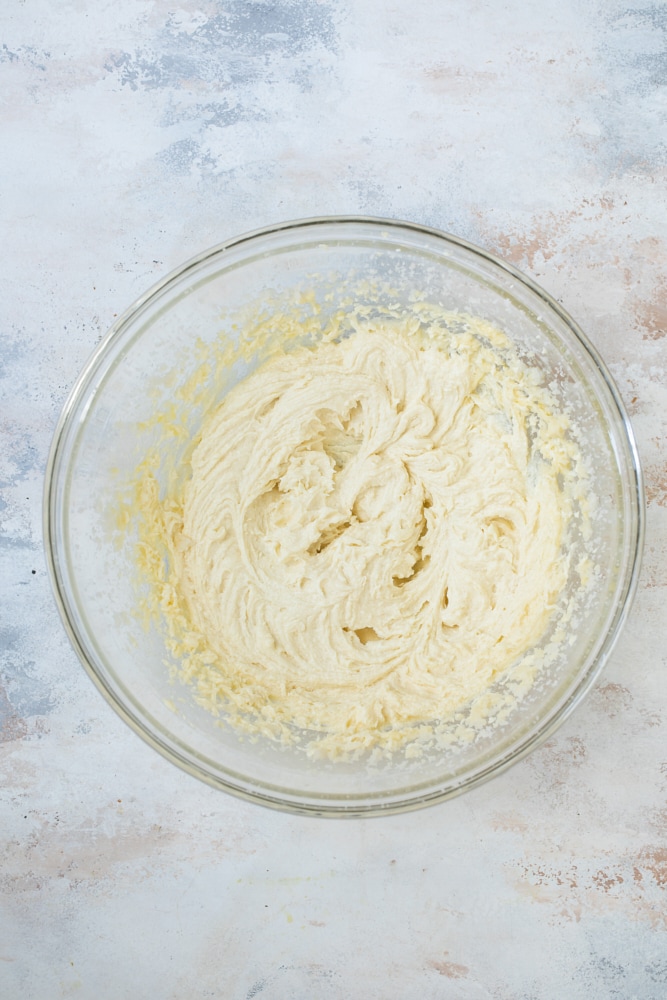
[1,1,666,998]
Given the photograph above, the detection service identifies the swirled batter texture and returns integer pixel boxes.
[146,315,580,756]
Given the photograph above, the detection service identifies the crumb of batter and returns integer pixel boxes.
[134,302,592,759]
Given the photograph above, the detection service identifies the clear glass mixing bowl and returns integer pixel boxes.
[44,217,644,816]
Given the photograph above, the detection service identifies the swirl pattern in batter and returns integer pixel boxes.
[146,313,581,756]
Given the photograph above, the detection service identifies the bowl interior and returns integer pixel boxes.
[46,219,642,814]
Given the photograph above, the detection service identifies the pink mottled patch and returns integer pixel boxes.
[637,846,667,888]
[591,682,633,718]
[645,462,667,507]
[429,960,469,979]
[0,682,27,743]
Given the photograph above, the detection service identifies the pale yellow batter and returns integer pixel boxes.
[140,310,584,757]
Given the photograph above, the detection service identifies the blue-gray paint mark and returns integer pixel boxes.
[0,44,50,70]
[168,2,338,60]
[161,97,268,131]
[100,3,341,180]
[0,43,20,64]
[290,65,318,92]
[245,978,267,999]
[614,4,667,33]
[104,49,200,92]
[346,177,391,212]
[156,138,219,175]
[646,959,667,983]
[0,663,54,722]
[589,3,667,175]
[0,429,39,491]
[0,534,34,551]
[243,965,339,999]
[568,924,667,1000]
[0,627,56,724]
[607,5,667,90]
[594,954,627,986]
[105,1,338,93]
[0,626,22,654]
[0,332,28,381]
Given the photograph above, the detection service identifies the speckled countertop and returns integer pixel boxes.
[2,2,666,998]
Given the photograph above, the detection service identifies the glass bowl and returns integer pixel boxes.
[44,217,644,816]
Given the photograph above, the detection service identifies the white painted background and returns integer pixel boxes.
[2,1,666,997]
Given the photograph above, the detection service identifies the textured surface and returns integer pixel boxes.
[1,1,665,997]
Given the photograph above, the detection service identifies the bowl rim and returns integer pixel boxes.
[43,214,646,817]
